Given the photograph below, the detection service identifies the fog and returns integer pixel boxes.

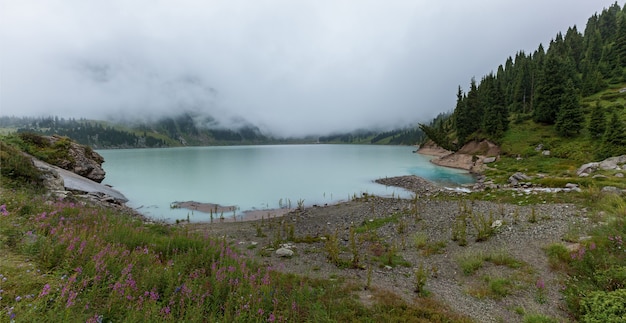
[0,1,615,136]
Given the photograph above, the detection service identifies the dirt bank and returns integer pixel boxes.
[418,140,501,172]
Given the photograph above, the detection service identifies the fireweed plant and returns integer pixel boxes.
[0,192,339,322]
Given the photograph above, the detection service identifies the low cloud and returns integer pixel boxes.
[0,0,615,136]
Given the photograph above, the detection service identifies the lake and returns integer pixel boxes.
[98,145,474,222]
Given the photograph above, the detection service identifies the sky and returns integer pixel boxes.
[0,0,619,136]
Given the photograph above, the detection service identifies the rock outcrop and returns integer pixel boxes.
[46,135,106,183]
[32,158,128,204]
[419,140,500,173]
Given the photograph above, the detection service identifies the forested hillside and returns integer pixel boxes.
[0,113,268,148]
[0,114,423,148]
[421,2,626,161]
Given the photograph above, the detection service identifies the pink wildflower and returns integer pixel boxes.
[536,278,545,289]
[39,284,51,297]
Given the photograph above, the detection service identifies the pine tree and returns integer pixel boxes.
[555,80,584,137]
[588,102,606,139]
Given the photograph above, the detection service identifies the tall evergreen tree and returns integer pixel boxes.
[454,86,472,145]
[564,26,584,69]
[465,78,482,137]
[533,54,569,124]
[481,74,509,140]
[555,80,584,137]
[599,111,626,159]
[588,102,606,139]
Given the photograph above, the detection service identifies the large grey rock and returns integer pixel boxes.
[577,155,626,177]
[32,159,128,203]
[276,248,294,258]
[577,162,599,176]
[599,155,626,171]
[483,157,496,163]
[601,186,622,194]
[509,172,531,186]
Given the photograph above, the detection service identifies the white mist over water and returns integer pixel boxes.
[98,145,473,222]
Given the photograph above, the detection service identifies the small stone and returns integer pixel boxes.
[542,150,551,156]
[602,186,621,194]
[565,183,578,189]
[491,220,502,229]
[616,173,624,178]
[483,157,496,163]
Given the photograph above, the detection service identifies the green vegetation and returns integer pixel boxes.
[456,250,523,276]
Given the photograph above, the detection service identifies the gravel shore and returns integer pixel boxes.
[189,175,584,322]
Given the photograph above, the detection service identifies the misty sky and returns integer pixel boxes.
[0,1,617,136]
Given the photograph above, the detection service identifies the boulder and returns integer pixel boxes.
[565,183,578,189]
[275,248,294,258]
[601,186,622,194]
[542,150,551,156]
[616,173,624,178]
[577,156,626,177]
[509,172,531,186]
[483,156,496,163]
[599,155,626,171]
[577,162,599,176]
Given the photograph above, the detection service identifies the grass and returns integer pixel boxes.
[355,212,401,234]
[467,276,514,299]
[457,250,523,276]
[459,249,528,301]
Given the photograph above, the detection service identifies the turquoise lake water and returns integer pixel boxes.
[98,145,474,222]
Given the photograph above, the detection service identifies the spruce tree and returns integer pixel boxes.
[481,75,509,140]
[533,54,569,124]
[588,102,606,139]
[454,86,471,145]
[555,80,584,137]
[599,111,626,159]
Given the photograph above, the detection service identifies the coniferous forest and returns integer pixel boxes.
[421,2,626,160]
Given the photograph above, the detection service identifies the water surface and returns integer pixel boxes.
[98,145,473,222]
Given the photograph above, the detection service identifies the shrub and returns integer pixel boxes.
[580,289,626,323]
[0,140,43,187]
